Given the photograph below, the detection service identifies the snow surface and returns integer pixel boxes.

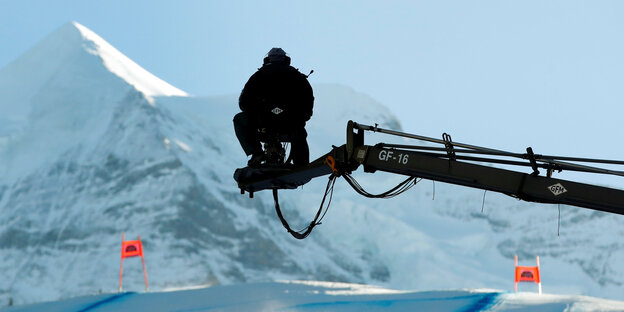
[1,21,624,308]
[5,281,624,312]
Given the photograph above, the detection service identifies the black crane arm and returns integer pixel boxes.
[355,144,624,214]
[234,120,624,215]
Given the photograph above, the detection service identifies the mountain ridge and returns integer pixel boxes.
[1,22,623,306]
[0,22,403,305]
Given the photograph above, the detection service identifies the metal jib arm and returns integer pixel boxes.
[234,120,624,215]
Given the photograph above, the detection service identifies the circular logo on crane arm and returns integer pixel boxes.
[548,183,567,196]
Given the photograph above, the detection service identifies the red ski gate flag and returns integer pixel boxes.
[119,233,149,292]
[514,255,542,294]
[121,240,143,258]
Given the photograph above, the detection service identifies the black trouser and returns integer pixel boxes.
[233,112,310,165]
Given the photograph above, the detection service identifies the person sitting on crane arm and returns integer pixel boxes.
[234,47,314,167]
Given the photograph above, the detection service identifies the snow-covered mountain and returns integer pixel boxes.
[1,22,623,306]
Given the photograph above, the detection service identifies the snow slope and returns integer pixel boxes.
[1,21,623,307]
[4,281,624,312]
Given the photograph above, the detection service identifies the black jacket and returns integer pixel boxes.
[239,63,314,129]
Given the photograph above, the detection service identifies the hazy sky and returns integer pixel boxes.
[1,1,623,185]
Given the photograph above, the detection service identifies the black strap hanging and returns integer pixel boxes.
[272,174,337,240]
[343,173,419,199]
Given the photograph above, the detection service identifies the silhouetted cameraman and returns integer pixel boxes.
[234,48,314,167]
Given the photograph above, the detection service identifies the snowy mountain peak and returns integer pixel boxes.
[0,21,186,118]
[69,21,187,98]
[0,21,186,181]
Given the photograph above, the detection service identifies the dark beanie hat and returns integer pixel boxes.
[264,47,290,65]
